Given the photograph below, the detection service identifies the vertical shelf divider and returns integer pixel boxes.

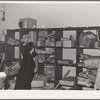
[76,29,83,90]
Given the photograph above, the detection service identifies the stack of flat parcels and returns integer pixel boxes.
[31,80,44,88]
[63,40,75,47]
[59,76,76,86]
[77,69,97,87]
[58,59,73,65]
[61,86,76,90]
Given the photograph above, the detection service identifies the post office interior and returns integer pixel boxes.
[0,3,100,90]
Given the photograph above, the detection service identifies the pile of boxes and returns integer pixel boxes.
[44,65,54,78]
[19,18,37,29]
[56,35,76,47]
[37,31,55,47]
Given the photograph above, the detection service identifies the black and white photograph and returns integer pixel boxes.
[0,1,100,94]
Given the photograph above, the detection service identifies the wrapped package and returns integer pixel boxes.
[7,38,19,46]
[37,40,45,46]
[44,66,54,78]
[37,37,46,46]
[58,59,73,65]
[83,57,100,69]
[78,54,100,69]
[79,31,97,48]
[39,31,47,37]
[78,69,97,83]
[31,75,47,88]
[38,54,45,63]
[31,80,44,88]
[77,80,93,87]
[46,42,55,47]
[5,62,20,76]
[48,37,55,42]
[59,76,76,86]
[63,40,75,47]
[87,74,96,83]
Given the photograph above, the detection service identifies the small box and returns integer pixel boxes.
[59,76,76,86]
[44,66,54,77]
[56,41,62,47]
[39,31,47,37]
[63,40,75,47]
[46,42,55,47]
[58,59,73,65]
[48,37,55,42]
[31,80,44,87]
[37,40,45,46]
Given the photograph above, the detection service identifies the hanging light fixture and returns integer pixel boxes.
[1,3,7,36]
[1,3,5,21]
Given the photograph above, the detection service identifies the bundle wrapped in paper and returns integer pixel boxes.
[78,54,100,69]
[5,62,20,76]
[78,69,97,83]
[7,38,19,46]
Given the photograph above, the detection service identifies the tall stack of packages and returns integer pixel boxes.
[21,18,37,29]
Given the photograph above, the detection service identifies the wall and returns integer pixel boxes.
[1,3,100,30]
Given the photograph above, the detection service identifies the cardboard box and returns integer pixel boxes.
[44,67,54,77]
[46,42,55,46]
[59,76,76,86]
[31,80,44,88]
[56,41,62,47]
[58,59,73,65]
[63,40,75,47]
[37,40,45,46]
[39,31,47,37]
[48,37,55,42]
